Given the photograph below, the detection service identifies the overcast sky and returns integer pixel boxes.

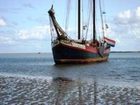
[0,0,140,53]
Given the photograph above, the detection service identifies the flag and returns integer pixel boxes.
[104,37,116,47]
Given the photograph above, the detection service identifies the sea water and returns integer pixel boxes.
[0,53,140,104]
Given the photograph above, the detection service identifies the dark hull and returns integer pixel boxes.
[52,42,110,64]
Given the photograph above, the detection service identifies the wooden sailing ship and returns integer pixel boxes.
[48,0,115,64]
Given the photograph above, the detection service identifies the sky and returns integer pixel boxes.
[0,0,140,53]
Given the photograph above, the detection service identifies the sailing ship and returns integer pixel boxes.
[48,0,115,64]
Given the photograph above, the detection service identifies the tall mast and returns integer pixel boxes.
[93,0,96,43]
[78,0,81,40]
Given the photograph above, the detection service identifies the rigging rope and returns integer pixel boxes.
[99,0,105,37]
[99,0,108,38]
[85,0,92,40]
[65,0,71,33]
[75,0,77,38]
[102,0,108,36]
[82,0,84,39]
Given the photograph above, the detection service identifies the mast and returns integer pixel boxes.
[93,0,96,43]
[78,0,81,40]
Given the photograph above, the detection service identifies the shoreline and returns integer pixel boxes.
[111,51,140,53]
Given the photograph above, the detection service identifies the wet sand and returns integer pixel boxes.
[0,75,140,105]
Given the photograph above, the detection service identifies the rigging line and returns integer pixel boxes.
[75,0,77,38]
[99,0,105,37]
[49,17,53,41]
[82,0,84,39]
[49,16,56,41]
[89,0,93,40]
[85,0,92,40]
[102,0,108,34]
[102,0,108,37]
[65,0,71,33]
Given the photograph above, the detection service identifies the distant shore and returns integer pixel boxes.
[0,51,140,54]
[111,51,140,53]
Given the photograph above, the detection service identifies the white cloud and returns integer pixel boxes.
[0,36,15,44]
[118,10,131,19]
[0,18,6,27]
[18,25,50,40]
[114,7,140,25]
[113,6,140,38]
[136,7,140,17]
[109,6,140,51]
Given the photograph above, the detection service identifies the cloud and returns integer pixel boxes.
[106,6,140,51]
[136,7,140,17]
[0,7,21,14]
[0,18,6,27]
[118,10,131,19]
[0,36,15,44]
[112,6,140,39]
[115,6,140,24]
[23,3,34,9]
[18,25,50,40]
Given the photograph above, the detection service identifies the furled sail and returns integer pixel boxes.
[48,6,68,40]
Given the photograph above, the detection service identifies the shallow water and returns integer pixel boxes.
[0,53,140,104]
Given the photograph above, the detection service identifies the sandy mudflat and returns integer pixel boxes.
[0,75,140,105]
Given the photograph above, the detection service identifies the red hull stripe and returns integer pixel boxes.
[60,42,110,54]
[61,43,97,53]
